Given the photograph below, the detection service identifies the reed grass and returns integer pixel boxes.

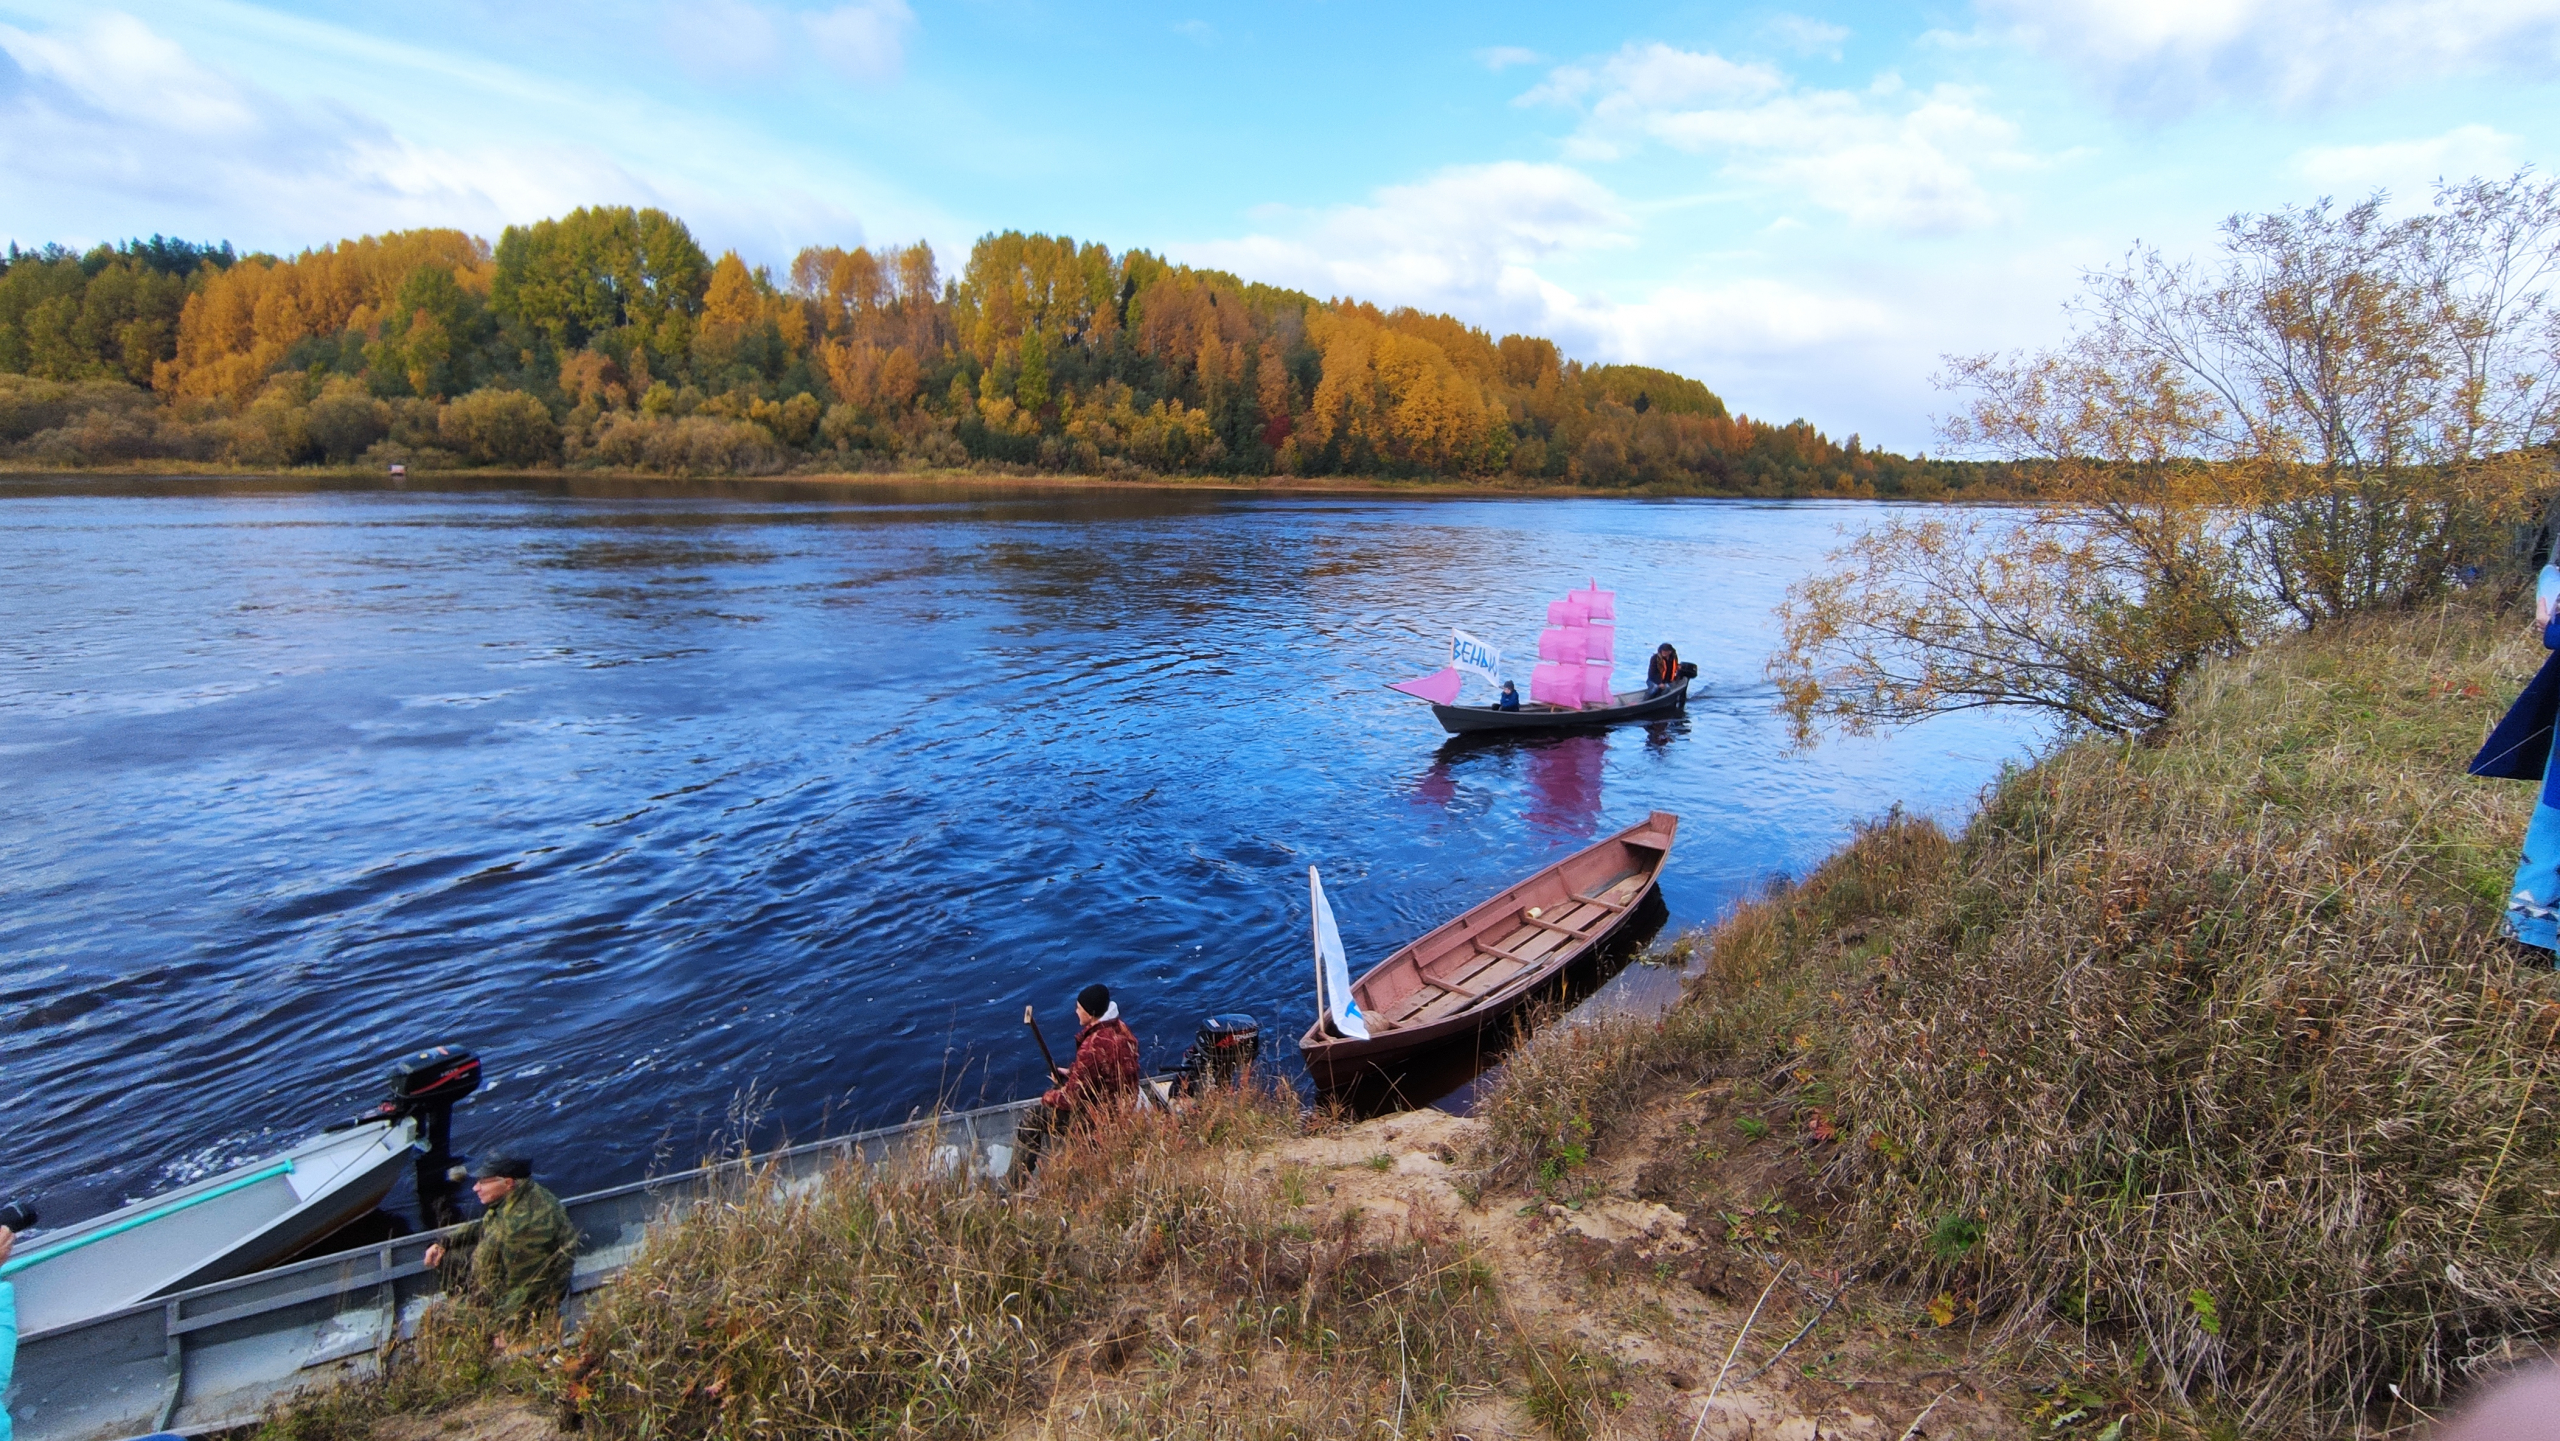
[249,1298,531,1441]
[1467,813,1952,1192]
[566,1073,1512,1439]
[1471,597,2560,1434]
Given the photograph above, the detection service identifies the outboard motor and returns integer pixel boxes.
[1176,1014,1261,1096]
[366,1046,481,1228]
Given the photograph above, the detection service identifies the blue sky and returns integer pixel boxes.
[3,0,2556,450]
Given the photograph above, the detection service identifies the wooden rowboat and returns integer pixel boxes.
[1299,811,1679,1088]
[1428,679,1688,735]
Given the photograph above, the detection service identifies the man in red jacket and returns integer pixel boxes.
[1015,983,1141,1175]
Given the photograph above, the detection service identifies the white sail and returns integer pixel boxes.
[1450,629,1501,691]
[1309,866,1371,1040]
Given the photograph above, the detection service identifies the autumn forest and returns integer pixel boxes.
[0,206,1978,494]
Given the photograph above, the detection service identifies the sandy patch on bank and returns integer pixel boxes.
[1237,1107,2020,1441]
[369,1396,563,1441]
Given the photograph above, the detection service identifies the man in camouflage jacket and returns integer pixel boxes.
[423,1155,576,1333]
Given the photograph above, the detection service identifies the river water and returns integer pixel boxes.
[0,475,2035,1227]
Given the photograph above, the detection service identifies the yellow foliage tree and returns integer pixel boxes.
[159,230,491,401]
[694,252,806,375]
[1304,310,1496,473]
[817,341,921,413]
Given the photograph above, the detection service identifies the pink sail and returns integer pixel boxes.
[1538,627,1587,665]
[1582,664,1615,705]
[1582,582,1616,620]
[1546,599,1572,626]
[1530,662,1584,708]
[1388,667,1465,705]
[1582,622,1615,661]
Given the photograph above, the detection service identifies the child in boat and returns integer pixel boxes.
[1497,681,1521,711]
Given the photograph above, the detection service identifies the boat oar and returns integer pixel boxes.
[1024,1005,1062,1082]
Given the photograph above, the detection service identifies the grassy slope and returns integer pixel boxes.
[254,1084,1575,1441]
[1471,598,2560,1436]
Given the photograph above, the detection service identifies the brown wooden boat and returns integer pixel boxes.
[1298,811,1679,1089]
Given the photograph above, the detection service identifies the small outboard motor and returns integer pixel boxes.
[1176,1014,1261,1096]
[354,1046,481,1228]
[1675,661,1698,681]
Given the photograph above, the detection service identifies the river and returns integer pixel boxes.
[0,475,2036,1227]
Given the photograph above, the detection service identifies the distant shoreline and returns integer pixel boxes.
[0,462,2009,503]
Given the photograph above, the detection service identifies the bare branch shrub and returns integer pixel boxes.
[1775,173,2560,741]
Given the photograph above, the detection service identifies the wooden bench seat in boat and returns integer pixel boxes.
[1299,814,1680,1088]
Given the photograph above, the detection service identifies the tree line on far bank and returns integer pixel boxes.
[0,214,1988,496]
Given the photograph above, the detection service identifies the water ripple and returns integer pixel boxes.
[0,479,2038,1224]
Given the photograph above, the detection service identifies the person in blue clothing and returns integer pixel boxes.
[1496,681,1521,711]
[2471,562,2560,954]
[1,1220,16,1441]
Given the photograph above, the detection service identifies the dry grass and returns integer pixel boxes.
[564,1075,1514,1439]
[1467,813,1953,1193]
[253,1077,1576,1441]
[1829,601,2560,1434]
[249,1299,535,1441]
[1475,597,2560,1436]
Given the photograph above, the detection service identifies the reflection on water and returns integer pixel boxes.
[0,475,2038,1228]
[1414,730,1616,839]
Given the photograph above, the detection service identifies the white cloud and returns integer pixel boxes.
[1175,160,1925,435]
[0,8,937,265]
[1186,161,1632,317]
[1764,15,1851,59]
[805,0,915,80]
[0,12,258,134]
[661,0,782,77]
[1975,0,2560,114]
[1564,278,1892,361]
[1526,42,1783,115]
[2292,123,2521,201]
[1172,18,1214,44]
[662,0,916,82]
[0,10,581,231]
[1476,45,1543,71]
[1527,43,2029,233]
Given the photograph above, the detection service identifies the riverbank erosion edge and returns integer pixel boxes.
[252,597,2557,1441]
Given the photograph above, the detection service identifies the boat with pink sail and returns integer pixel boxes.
[1386,581,1691,735]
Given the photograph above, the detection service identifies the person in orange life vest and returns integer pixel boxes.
[1645,644,1682,698]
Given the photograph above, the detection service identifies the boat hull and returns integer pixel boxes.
[1299,811,1679,1089]
[1430,680,1688,734]
[5,1117,418,1336]
[10,1081,1187,1441]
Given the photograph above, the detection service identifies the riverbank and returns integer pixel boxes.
[259,1087,2021,1441]
[1465,594,2560,1437]
[252,601,2554,1440]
